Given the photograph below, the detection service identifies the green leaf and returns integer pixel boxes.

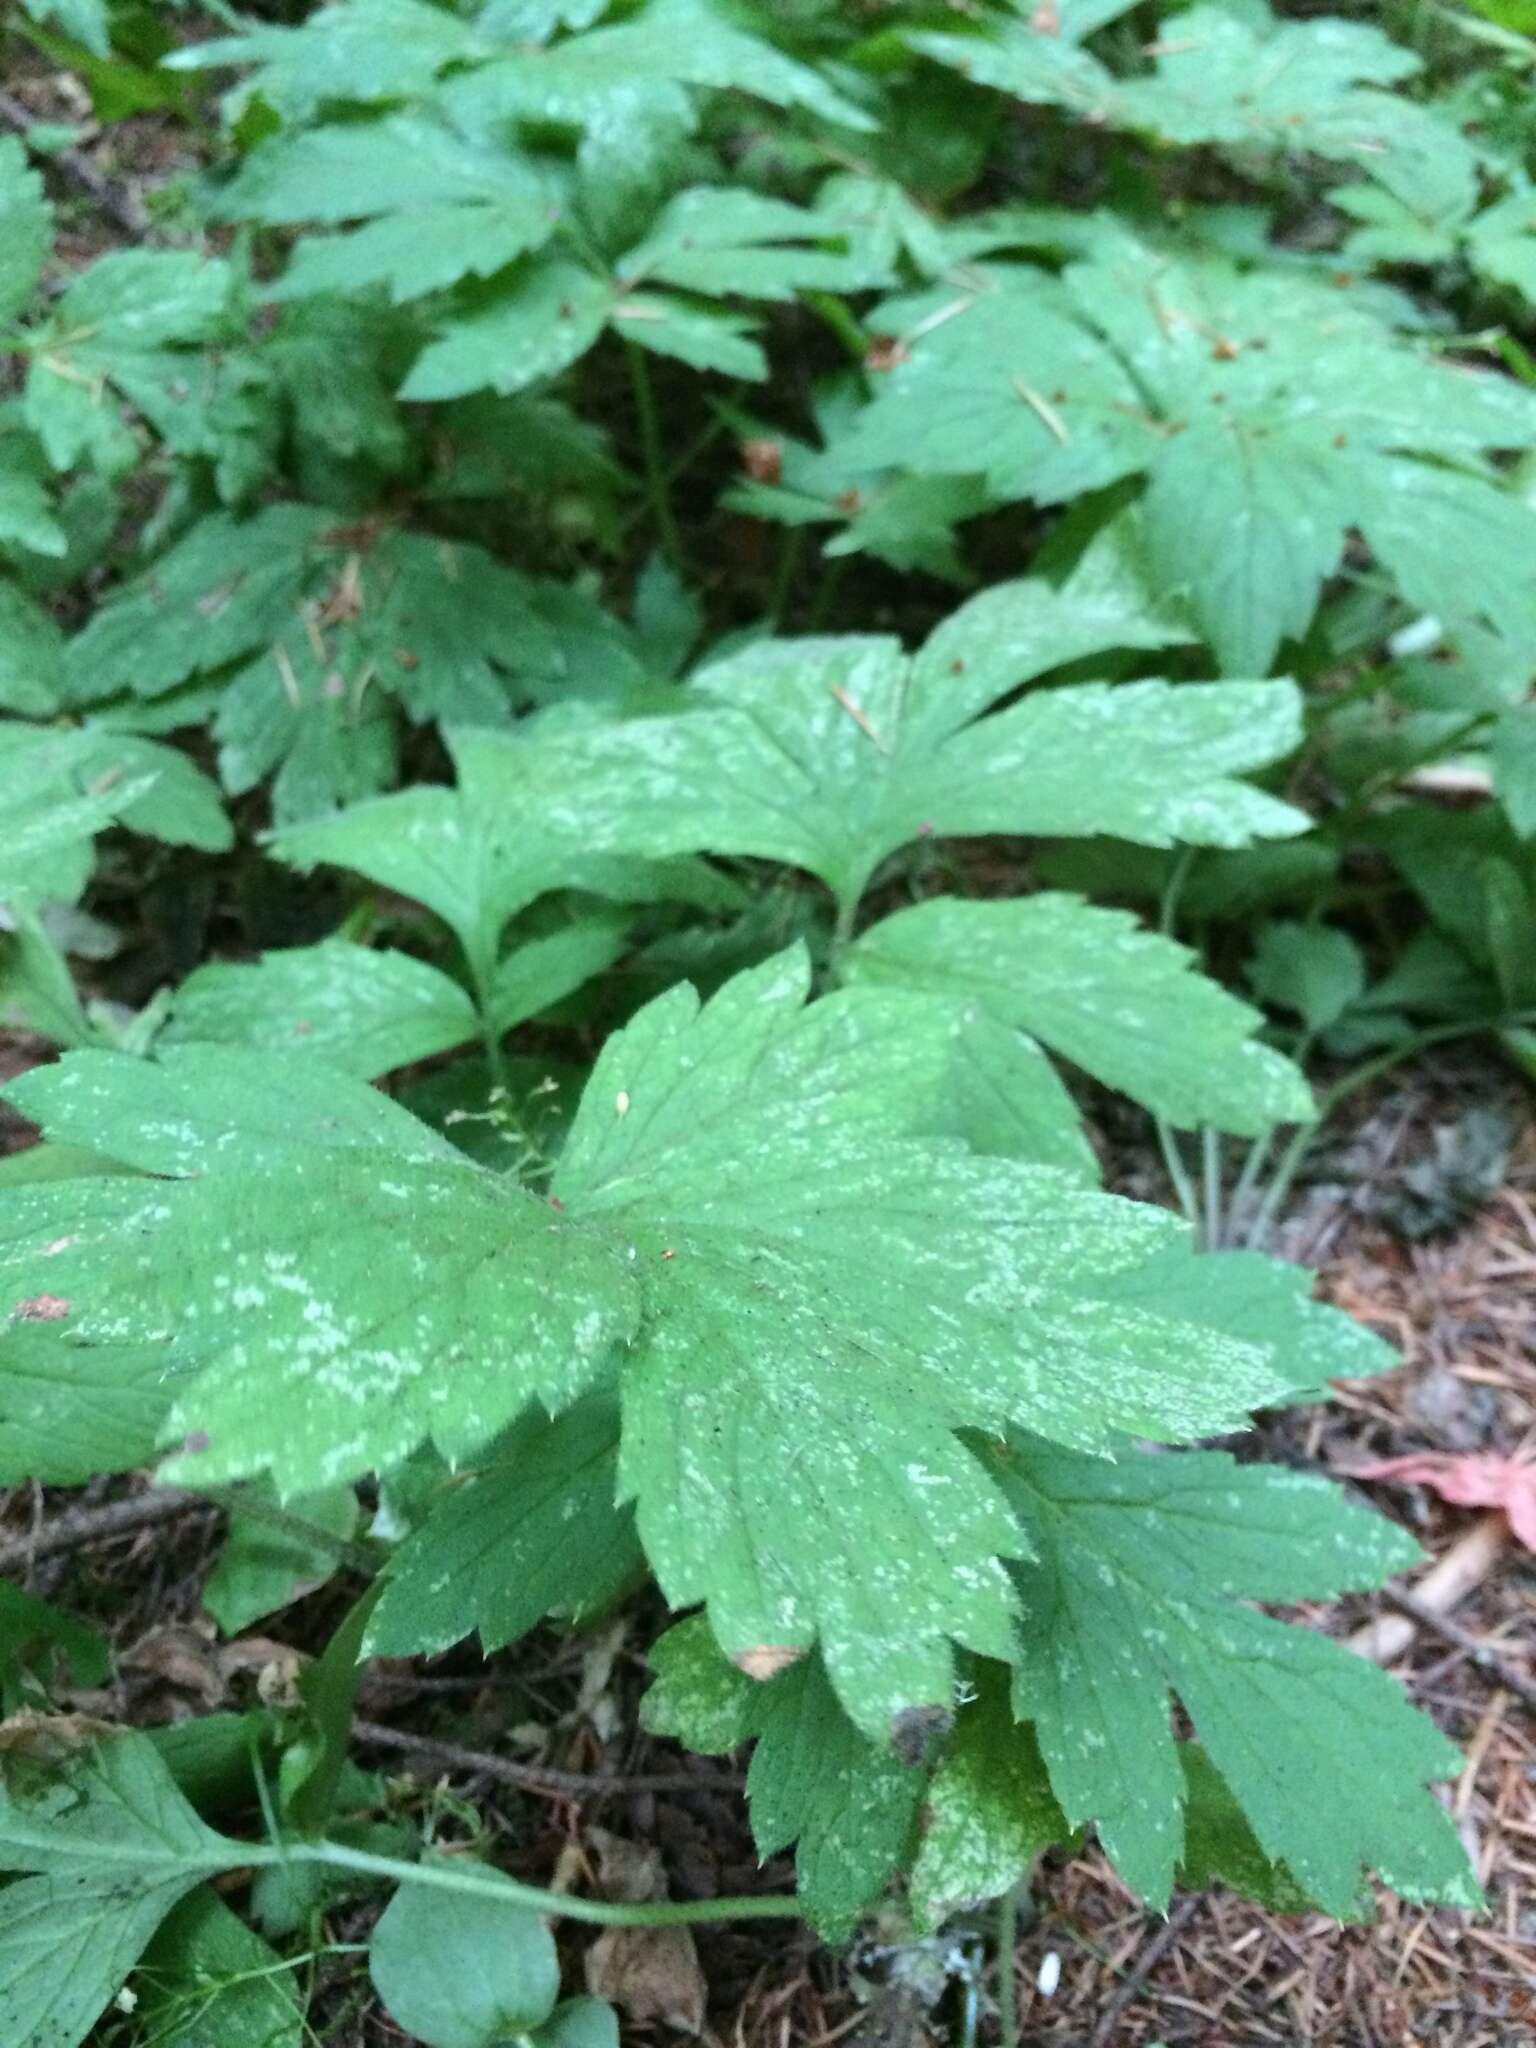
[995,1437,1479,1916]
[0,1581,109,1710]
[203,1481,358,1635]
[847,896,1313,1135]
[272,737,718,985]
[166,0,480,120]
[912,3,1476,212]
[0,582,67,715]
[0,136,52,327]
[909,1662,1066,1933]
[533,1999,620,2048]
[20,0,112,57]
[5,955,1296,1740]
[2,1044,638,1487]
[0,724,230,904]
[166,940,481,1078]
[135,1888,303,2048]
[490,915,631,1033]
[1092,1240,1396,1397]
[24,252,232,473]
[839,233,1536,669]
[369,1869,561,2048]
[618,186,887,302]
[223,114,563,305]
[641,1612,756,1756]
[0,1321,170,1485]
[402,259,613,402]
[441,0,874,139]
[0,1730,241,2048]
[612,293,768,380]
[367,1394,644,1658]
[1246,921,1367,1034]
[1175,1747,1314,1914]
[496,581,1304,912]
[643,1618,922,1939]
[0,906,96,1049]
[1491,701,1536,838]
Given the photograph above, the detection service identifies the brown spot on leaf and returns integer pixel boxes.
[864,335,909,373]
[891,1703,954,1767]
[732,1646,804,1682]
[181,1430,212,1455]
[740,438,783,484]
[13,1295,69,1323]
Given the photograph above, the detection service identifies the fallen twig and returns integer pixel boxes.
[1086,1894,1200,2047]
[0,1487,207,1574]
[1347,1513,1509,1666]
[1376,1587,1536,1713]
[0,89,153,241]
[351,1717,743,1801]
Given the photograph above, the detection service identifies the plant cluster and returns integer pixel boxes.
[2,0,1535,2037]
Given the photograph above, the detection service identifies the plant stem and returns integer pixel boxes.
[768,525,806,628]
[1201,1128,1222,1251]
[996,1887,1020,2048]
[1155,1120,1198,1225]
[1243,1014,1533,1250]
[273,1840,804,1928]
[625,339,685,570]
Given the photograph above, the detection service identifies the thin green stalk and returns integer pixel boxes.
[768,525,806,628]
[1201,1128,1222,1251]
[1243,1015,1533,1250]
[278,1840,805,1929]
[1156,1120,1198,1226]
[806,556,847,631]
[203,1486,373,1572]
[830,888,862,960]
[625,339,685,569]
[996,1887,1020,2048]
[1325,709,1494,838]
[1158,845,1197,937]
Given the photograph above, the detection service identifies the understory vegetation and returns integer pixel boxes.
[2,0,1535,2040]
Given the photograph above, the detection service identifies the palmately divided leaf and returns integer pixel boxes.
[165,940,480,1079]
[165,0,482,119]
[66,506,568,820]
[642,1618,922,1939]
[0,724,231,905]
[494,576,1304,911]
[23,251,233,475]
[367,1395,644,1658]
[549,951,1294,1732]
[1,954,1295,1741]
[847,895,1314,1136]
[0,1046,640,1488]
[0,136,52,328]
[840,233,1536,669]
[0,1730,241,2048]
[994,1437,1479,1916]
[911,2,1476,212]
[909,1661,1066,1934]
[218,113,563,305]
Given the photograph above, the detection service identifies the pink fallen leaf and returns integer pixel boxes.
[1352,1451,1536,1552]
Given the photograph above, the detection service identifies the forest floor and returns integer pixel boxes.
[2,1034,1533,2048]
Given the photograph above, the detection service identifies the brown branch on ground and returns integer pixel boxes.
[351,1716,744,1802]
[0,1487,208,1574]
[0,88,152,240]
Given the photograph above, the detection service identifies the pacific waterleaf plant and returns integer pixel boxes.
[836,225,1536,670]
[0,0,1522,2032]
